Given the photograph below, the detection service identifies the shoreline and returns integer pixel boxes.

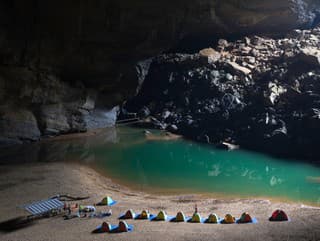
[4,123,320,167]
[7,125,319,208]
[4,160,320,208]
[88,162,320,208]
[2,125,320,208]
[1,162,320,241]
[55,125,320,166]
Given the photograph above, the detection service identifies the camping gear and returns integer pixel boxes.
[23,198,64,216]
[119,209,137,219]
[188,213,205,223]
[151,210,174,221]
[79,205,96,213]
[96,196,117,206]
[92,221,133,234]
[155,210,167,221]
[269,209,289,221]
[116,221,134,232]
[205,213,220,224]
[90,210,112,218]
[101,222,113,232]
[237,212,258,224]
[135,210,155,220]
[5,198,64,231]
[92,222,117,233]
[176,212,186,222]
[221,214,236,224]
[170,211,189,222]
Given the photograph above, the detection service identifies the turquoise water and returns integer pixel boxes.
[89,127,320,205]
[2,126,320,205]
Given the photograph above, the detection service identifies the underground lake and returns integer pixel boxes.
[1,126,320,206]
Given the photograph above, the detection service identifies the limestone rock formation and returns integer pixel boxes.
[0,0,320,145]
[1,0,319,92]
[0,108,41,146]
[125,27,320,161]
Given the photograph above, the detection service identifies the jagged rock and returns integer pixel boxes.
[225,73,233,81]
[298,47,320,66]
[39,104,70,135]
[135,58,153,95]
[82,92,96,111]
[1,0,320,161]
[244,56,256,64]
[268,82,287,105]
[218,142,240,151]
[149,117,166,130]
[244,37,251,45]
[0,108,41,143]
[227,61,252,75]
[221,93,244,111]
[218,39,229,49]
[1,1,320,148]
[83,106,118,130]
[127,26,320,161]
[139,106,151,118]
[162,111,171,119]
[69,110,87,132]
[167,124,178,132]
[252,36,264,46]
[199,48,221,63]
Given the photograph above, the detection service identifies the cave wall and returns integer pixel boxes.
[0,0,320,144]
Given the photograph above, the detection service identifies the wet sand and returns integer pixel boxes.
[145,132,182,141]
[0,162,320,241]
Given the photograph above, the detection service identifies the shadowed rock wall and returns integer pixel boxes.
[0,0,319,144]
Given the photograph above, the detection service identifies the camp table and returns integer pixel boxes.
[23,198,64,216]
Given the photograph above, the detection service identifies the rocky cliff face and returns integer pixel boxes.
[125,27,320,161]
[0,0,320,145]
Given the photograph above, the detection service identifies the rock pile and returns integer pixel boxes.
[125,27,320,161]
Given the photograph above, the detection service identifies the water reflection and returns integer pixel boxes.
[0,127,118,164]
[89,130,320,204]
[208,164,221,177]
[0,127,320,205]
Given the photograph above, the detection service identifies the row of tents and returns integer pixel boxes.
[119,209,288,223]
[22,195,289,235]
[93,209,289,233]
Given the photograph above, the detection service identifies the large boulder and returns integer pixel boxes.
[298,47,320,66]
[39,104,71,135]
[84,107,119,130]
[0,108,41,144]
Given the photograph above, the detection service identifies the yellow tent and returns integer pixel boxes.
[207,213,219,223]
[156,210,167,221]
[223,214,235,224]
[139,210,150,219]
[191,213,202,223]
[176,211,186,222]
[98,196,115,206]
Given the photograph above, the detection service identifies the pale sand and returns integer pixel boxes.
[145,132,182,141]
[0,162,320,241]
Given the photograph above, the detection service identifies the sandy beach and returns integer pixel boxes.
[0,162,320,241]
